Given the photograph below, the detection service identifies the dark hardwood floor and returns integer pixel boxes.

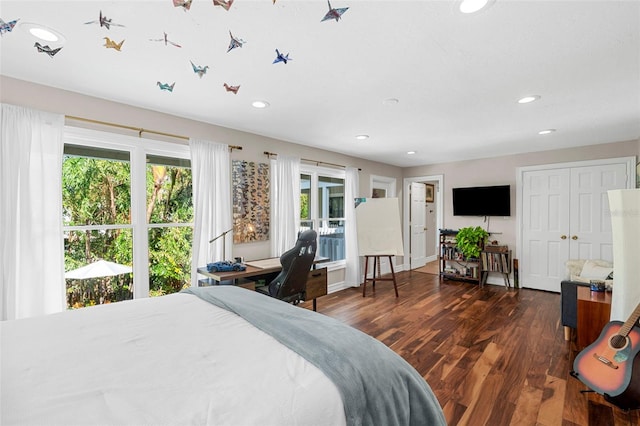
[300,270,640,426]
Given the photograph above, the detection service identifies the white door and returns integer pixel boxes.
[521,169,571,292]
[569,164,627,261]
[410,182,427,269]
[521,163,628,292]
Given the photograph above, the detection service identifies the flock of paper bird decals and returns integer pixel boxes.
[1,0,349,94]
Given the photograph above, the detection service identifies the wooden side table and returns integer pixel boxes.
[577,286,612,349]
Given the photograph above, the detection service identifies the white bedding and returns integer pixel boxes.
[1,292,346,426]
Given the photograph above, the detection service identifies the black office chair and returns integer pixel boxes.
[256,230,317,304]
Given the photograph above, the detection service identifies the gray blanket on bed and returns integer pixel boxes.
[183,286,446,426]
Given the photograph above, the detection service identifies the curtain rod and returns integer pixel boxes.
[263,151,360,171]
[65,115,242,151]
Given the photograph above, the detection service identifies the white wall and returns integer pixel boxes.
[402,140,640,265]
[1,76,403,288]
[3,75,638,287]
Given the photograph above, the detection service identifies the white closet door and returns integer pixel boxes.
[521,161,629,292]
[521,168,571,292]
[569,164,627,262]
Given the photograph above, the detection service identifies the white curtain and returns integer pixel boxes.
[0,104,65,320]
[189,139,231,287]
[344,166,361,287]
[608,189,640,321]
[270,155,300,257]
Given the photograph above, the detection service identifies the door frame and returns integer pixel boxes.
[515,156,636,288]
[403,174,444,271]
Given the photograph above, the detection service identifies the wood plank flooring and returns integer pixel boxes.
[300,271,640,426]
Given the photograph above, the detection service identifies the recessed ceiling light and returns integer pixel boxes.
[383,98,399,105]
[21,23,65,43]
[538,129,556,135]
[355,135,369,140]
[251,100,270,109]
[407,151,416,155]
[459,0,494,14]
[518,95,541,104]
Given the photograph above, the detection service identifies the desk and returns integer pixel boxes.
[577,286,612,349]
[197,257,329,311]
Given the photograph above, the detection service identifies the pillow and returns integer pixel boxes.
[580,260,614,280]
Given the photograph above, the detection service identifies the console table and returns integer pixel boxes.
[577,286,612,349]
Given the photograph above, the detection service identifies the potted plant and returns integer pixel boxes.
[455,226,489,260]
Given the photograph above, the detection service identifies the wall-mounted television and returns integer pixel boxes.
[452,185,511,216]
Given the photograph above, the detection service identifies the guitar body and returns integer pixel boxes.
[573,321,640,402]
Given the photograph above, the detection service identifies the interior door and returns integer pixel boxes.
[568,164,627,261]
[521,162,628,292]
[521,169,571,292]
[410,182,427,269]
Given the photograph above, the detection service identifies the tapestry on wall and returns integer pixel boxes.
[232,160,270,243]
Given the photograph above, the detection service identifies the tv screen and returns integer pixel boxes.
[452,185,510,216]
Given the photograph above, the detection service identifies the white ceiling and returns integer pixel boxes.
[1,0,639,167]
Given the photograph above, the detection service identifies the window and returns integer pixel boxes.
[146,155,193,297]
[300,167,346,264]
[62,128,192,308]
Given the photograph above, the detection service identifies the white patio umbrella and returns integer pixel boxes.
[65,260,133,280]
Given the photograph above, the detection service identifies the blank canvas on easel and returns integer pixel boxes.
[355,198,404,256]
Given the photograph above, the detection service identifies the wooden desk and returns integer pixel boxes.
[577,286,612,349]
[197,257,328,310]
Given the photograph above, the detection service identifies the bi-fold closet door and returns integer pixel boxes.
[520,161,629,292]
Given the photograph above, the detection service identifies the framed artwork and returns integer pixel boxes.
[372,188,387,198]
[425,183,435,203]
[232,160,270,243]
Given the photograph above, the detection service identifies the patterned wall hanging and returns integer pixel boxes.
[232,160,270,243]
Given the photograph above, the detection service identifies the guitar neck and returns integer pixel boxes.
[620,302,640,336]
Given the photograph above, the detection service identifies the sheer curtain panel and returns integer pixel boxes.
[1,104,65,320]
[270,155,300,257]
[344,166,360,287]
[189,139,231,288]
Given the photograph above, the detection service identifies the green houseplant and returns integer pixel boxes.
[455,226,489,260]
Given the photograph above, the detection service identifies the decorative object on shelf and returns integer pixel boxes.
[206,260,245,273]
[455,226,488,259]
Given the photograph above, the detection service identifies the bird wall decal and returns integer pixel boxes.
[223,83,240,94]
[103,37,125,51]
[84,11,125,30]
[34,42,62,57]
[191,61,209,78]
[157,81,176,92]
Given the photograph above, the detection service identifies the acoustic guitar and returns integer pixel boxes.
[572,301,640,409]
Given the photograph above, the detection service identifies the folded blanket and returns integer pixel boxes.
[183,286,446,426]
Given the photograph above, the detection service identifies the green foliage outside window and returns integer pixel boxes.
[63,155,193,308]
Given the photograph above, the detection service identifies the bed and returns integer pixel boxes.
[1,286,445,425]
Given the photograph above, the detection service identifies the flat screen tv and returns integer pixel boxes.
[452,185,511,216]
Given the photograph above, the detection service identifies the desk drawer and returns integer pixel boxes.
[305,267,327,300]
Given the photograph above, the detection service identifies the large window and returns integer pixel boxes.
[62,128,192,308]
[300,167,345,264]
